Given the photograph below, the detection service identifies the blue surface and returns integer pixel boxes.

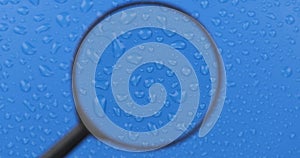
[0,0,299,157]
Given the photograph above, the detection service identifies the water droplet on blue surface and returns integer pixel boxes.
[17,6,29,15]
[0,23,8,31]
[80,0,94,12]
[22,42,36,55]
[200,0,209,9]
[35,24,50,34]
[137,28,152,40]
[20,80,31,92]
[171,40,186,50]
[285,15,295,25]
[56,12,71,28]
[281,67,293,78]
[38,65,54,77]
[13,25,27,35]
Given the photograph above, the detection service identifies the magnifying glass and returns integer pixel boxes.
[42,1,226,157]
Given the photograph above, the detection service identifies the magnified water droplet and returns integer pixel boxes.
[38,65,54,77]
[137,28,152,40]
[144,78,155,88]
[0,23,8,31]
[128,131,139,141]
[80,0,94,13]
[17,6,29,15]
[56,12,71,28]
[126,53,143,65]
[134,91,145,98]
[130,75,142,86]
[285,15,295,25]
[200,0,209,9]
[281,66,293,78]
[22,42,36,55]
[181,66,192,76]
[13,25,27,35]
[35,24,50,34]
[95,80,109,90]
[33,14,45,22]
[20,80,31,92]
[171,40,186,50]
[120,12,137,24]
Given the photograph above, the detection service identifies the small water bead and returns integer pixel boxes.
[56,12,71,28]
[17,6,29,15]
[137,28,152,40]
[171,40,186,50]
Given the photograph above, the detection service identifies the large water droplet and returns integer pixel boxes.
[0,23,8,31]
[285,15,295,25]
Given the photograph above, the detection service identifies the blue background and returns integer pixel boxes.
[0,0,299,157]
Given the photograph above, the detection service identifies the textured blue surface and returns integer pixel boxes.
[0,0,299,157]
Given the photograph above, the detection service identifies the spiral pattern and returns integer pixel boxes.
[73,4,226,152]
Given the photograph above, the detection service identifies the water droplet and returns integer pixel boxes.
[281,67,293,78]
[120,12,137,24]
[285,15,295,25]
[144,78,155,88]
[181,66,192,76]
[22,42,36,55]
[0,83,8,92]
[200,65,209,76]
[33,14,45,22]
[128,131,139,141]
[80,0,94,13]
[42,35,53,44]
[211,17,221,26]
[137,28,152,40]
[0,23,8,31]
[200,0,209,9]
[130,75,142,86]
[266,13,276,20]
[13,25,27,35]
[189,83,199,91]
[56,12,71,28]
[126,53,143,65]
[20,80,31,92]
[50,42,61,54]
[38,65,54,77]
[35,24,50,34]
[171,40,186,50]
[95,80,109,90]
[134,91,145,98]
[17,6,29,15]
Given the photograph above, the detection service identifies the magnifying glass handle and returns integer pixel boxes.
[41,123,90,158]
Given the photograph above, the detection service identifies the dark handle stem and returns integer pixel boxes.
[41,123,90,158]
